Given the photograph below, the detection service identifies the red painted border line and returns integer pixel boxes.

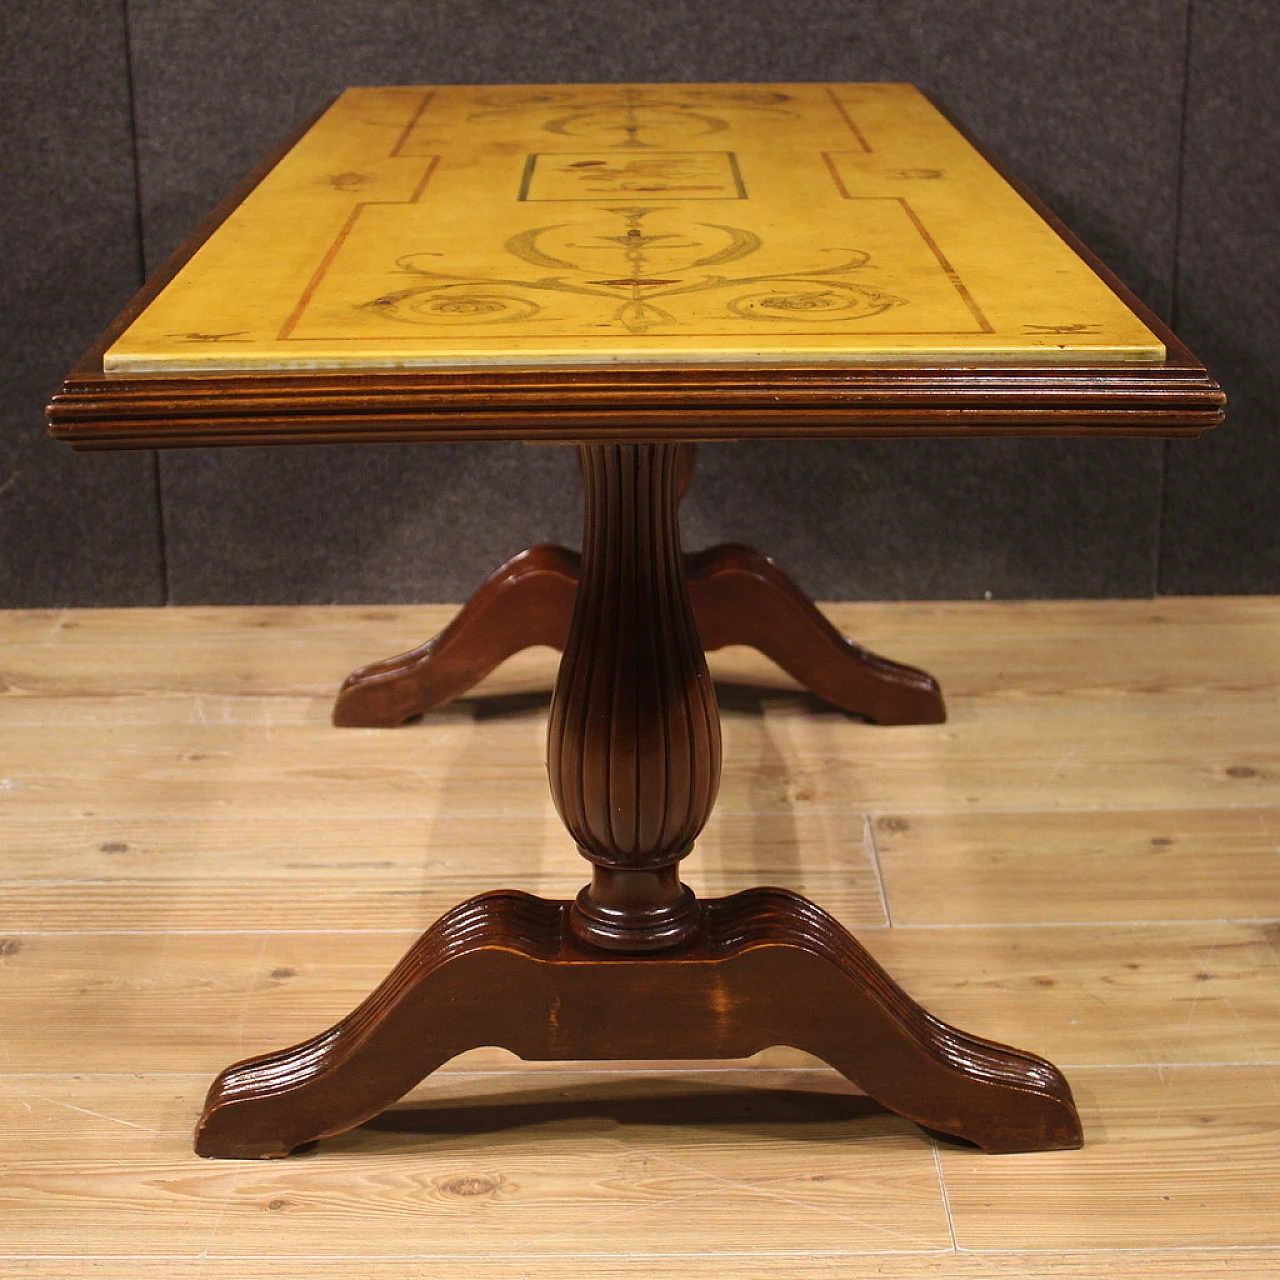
[893,196,995,334]
[391,88,435,157]
[819,157,993,337]
[278,155,441,340]
[821,150,852,199]
[826,87,872,152]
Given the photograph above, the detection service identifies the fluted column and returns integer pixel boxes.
[548,443,721,951]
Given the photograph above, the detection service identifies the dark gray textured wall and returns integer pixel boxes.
[2,1,1274,607]
[0,2,162,606]
[1159,0,1280,594]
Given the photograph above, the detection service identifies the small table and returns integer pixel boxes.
[49,83,1223,1160]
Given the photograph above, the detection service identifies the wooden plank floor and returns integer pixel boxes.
[1,597,1278,1278]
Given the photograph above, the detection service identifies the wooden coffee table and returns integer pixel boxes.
[49,83,1224,1160]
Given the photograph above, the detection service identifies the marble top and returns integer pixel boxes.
[104,83,1164,373]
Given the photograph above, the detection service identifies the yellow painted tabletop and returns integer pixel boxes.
[104,83,1164,374]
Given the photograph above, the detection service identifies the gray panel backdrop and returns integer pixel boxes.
[0,1,161,606]
[2,1,1274,607]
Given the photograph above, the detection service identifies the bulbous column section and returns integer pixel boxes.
[548,444,721,951]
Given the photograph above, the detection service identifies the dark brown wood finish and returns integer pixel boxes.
[47,362,1222,449]
[686,541,945,724]
[333,542,580,727]
[548,444,718,952]
[334,540,944,728]
[335,437,943,728]
[199,439,1078,1156]
[196,889,1082,1159]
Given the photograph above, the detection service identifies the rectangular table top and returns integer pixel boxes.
[104,83,1165,374]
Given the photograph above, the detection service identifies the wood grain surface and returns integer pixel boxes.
[2,597,1278,1273]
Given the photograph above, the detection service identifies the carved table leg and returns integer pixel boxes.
[333,446,944,726]
[197,443,1080,1159]
[687,542,945,724]
[332,544,578,727]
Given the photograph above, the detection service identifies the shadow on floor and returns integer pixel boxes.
[350,1077,897,1145]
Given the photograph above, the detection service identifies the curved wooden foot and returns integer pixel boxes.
[334,541,944,727]
[687,543,945,725]
[332,545,578,727]
[196,888,1081,1158]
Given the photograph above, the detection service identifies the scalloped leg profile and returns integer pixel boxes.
[195,887,1081,1159]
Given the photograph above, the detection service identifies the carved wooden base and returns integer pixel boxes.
[687,542,944,725]
[195,887,1081,1159]
[333,544,578,728]
[213,444,1071,1164]
[332,542,945,728]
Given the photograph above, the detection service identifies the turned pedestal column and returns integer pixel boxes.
[550,443,717,952]
[194,441,1082,1160]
